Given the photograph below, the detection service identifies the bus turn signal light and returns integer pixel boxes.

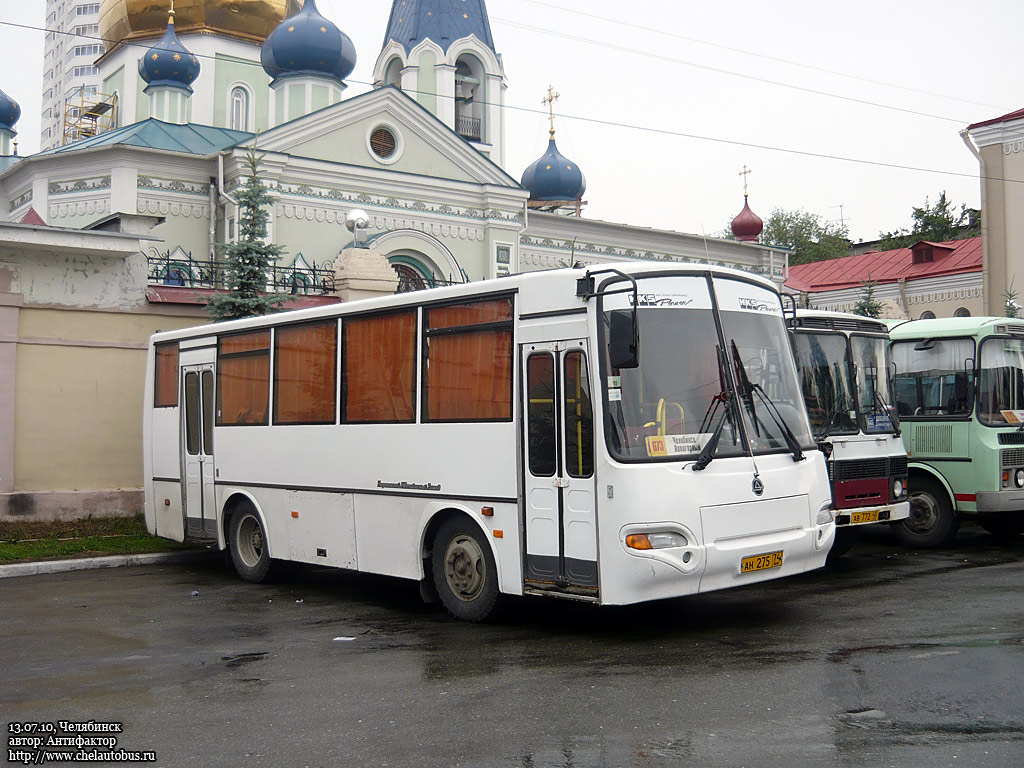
[626,534,654,550]
[291,510,299,518]
[481,506,494,517]
[493,529,503,538]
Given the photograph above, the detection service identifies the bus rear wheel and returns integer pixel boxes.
[229,506,273,583]
[431,518,499,622]
[894,478,958,548]
[977,515,1024,539]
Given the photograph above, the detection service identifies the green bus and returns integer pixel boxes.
[889,317,1024,546]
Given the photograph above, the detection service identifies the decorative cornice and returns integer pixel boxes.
[137,197,210,218]
[48,199,111,219]
[238,178,521,223]
[519,234,776,277]
[48,175,111,196]
[8,188,31,213]
[137,175,210,197]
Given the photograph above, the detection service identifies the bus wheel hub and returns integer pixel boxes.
[445,535,484,600]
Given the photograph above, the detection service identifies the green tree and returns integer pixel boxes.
[1005,279,1020,319]
[206,146,287,321]
[853,278,884,318]
[759,208,850,265]
[879,191,979,249]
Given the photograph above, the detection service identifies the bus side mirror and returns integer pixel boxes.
[609,310,639,369]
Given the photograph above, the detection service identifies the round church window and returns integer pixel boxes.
[370,127,396,159]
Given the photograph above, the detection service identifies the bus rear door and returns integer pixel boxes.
[181,364,217,540]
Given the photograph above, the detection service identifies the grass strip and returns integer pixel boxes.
[0,514,196,564]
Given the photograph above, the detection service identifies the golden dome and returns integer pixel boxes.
[99,1,302,49]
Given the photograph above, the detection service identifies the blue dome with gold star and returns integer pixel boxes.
[521,137,586,202]
[0,87,20,133]
[137,10,200,92]
[261,0,356,84]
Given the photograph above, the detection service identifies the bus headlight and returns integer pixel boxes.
[815,503,835,526]
[893,479,905,498]
[626,532,687,550]
[1015,469,1024,488]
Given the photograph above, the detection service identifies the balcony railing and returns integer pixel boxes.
[455,115,482,142]
[147,251,336,295]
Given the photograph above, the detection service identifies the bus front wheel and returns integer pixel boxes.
[894,478,959,548]
[229,506,273,583]
[431,518,499,622]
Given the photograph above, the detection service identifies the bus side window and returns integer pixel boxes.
[527,354,556,477]
[184,372,200,455]
[564,350,593,478]
[154,343,179,407]
[217,331,271,426]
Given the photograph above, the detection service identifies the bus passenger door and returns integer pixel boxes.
[522,341,598,593]
[182,365,217,541]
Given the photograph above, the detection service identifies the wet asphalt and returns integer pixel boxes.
[2,525,1023,768]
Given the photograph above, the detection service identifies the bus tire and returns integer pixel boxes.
[894,477,959,548]
[228,506,273,583]
[431,518,499,622]
[827,527,856,560]
[977,515,1024,539]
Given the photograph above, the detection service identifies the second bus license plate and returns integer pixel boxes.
[850,509,882,524]
[740,550,784,574]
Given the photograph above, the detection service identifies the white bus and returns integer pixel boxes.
[787,310,910,555]
[144,263,835,621]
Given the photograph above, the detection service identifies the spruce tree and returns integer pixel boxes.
[853,278,884,318]
[207,146,286,321]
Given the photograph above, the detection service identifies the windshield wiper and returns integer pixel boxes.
[730,341,805,462]
[693,398,731,471]
[872,390,900,437]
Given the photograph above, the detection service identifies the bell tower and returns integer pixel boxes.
[373,0,507,167]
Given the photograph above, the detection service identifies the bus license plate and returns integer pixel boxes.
[740,550,783,574]
[850,510,881,524]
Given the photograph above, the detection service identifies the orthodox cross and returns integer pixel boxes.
[542,86,560,138]
[739,165,751,196]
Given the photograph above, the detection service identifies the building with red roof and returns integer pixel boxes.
[785,237,982,319]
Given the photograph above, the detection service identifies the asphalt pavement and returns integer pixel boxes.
[2,525,1022,768]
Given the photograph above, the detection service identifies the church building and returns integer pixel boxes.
[0,0,788,520]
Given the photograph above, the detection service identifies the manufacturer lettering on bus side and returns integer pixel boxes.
[377,480,442,492]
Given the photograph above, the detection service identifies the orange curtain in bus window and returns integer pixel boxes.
[428,298,513,329]
[427,328,513,420]
[344,311,416,422]
[218,331,270,425]
[275,321,337,424]
[154,343,179,407]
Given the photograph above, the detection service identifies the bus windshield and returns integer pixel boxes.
[602,275,812,462]
[851,335,897,434]
[979,336,1024,425]
[792,331,857,437]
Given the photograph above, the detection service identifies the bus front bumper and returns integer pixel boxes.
[975,490,1024,513]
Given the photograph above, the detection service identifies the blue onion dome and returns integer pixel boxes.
[261,0,357,84]
[137,9,200,92]
[521,137,586,202]
[0,87,21,132]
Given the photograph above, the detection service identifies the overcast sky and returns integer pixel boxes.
[0,0,1019,243]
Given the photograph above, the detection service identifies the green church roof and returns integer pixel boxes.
[39,119,254,157]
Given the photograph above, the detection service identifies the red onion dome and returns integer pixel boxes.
[731,195,763,242]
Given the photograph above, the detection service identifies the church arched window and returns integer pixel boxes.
[384,58,403,89]
[230,86,250,132]
[454,55,484,142]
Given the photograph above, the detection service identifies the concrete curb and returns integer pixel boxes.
[0,549,217,579]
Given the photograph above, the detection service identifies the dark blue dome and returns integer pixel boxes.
[521,138,586,202]
[137,12,200,92]
[262,0,356,84]
[0,87,20,132]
